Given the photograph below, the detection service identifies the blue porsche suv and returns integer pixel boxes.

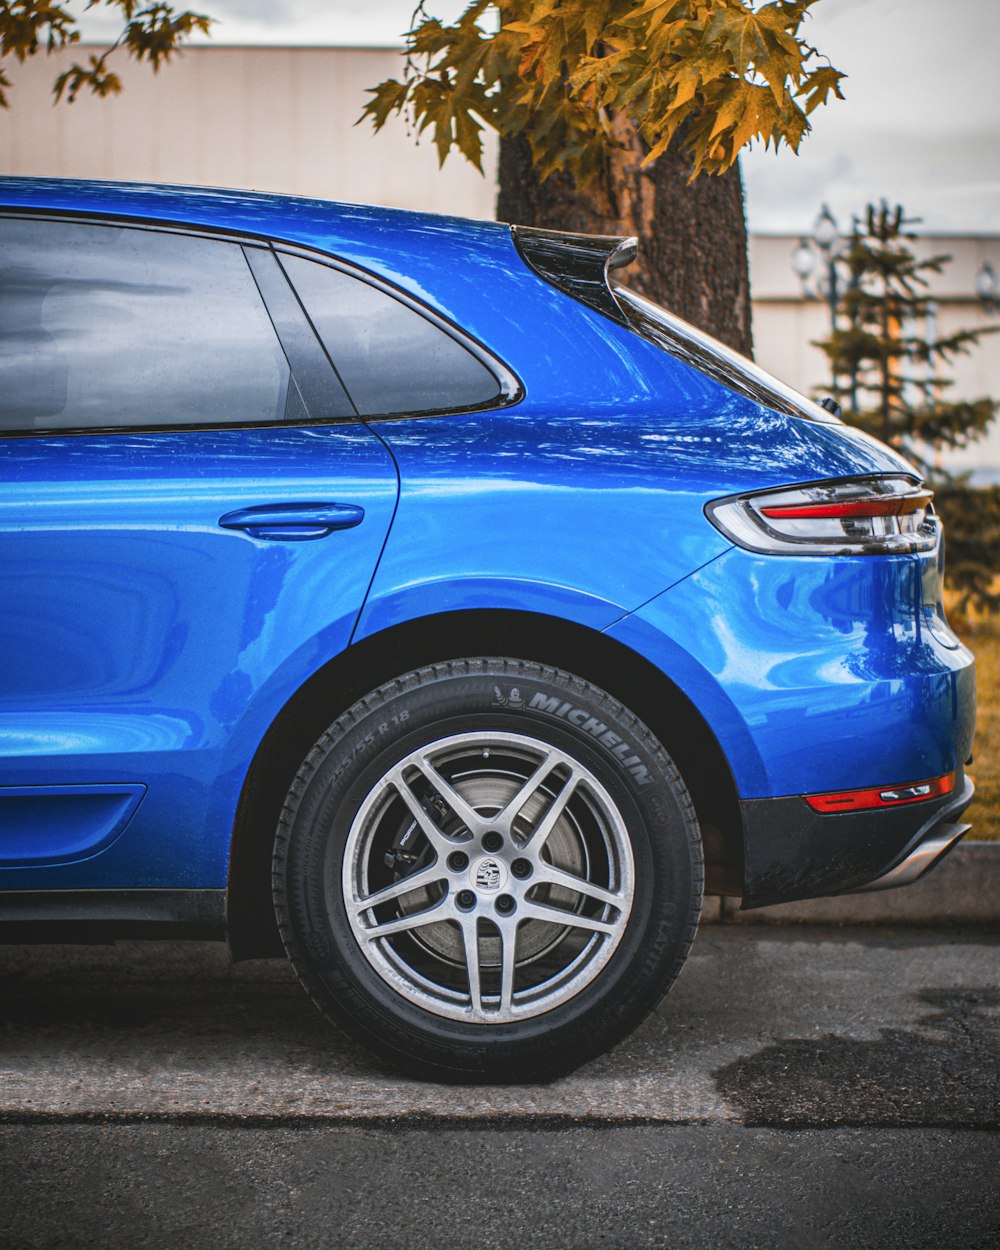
[0,178,976,1082]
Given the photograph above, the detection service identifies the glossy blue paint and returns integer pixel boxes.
[0,178,977,901]
[218,501,366,541]
[0,783,145,867]
[0,424,397,887]
[355,405,915,641]
[607,540,976,798]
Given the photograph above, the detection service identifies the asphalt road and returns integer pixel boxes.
[1,925,997,1248]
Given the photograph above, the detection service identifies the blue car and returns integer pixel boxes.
[0,178,976,1082]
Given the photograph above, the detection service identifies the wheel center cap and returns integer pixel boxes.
[472,856,508,893]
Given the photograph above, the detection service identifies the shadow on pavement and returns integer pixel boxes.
[714,987,1000,1127]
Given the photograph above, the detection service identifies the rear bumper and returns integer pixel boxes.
[740,773,975,908]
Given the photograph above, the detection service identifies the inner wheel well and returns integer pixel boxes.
[226,609,743,960]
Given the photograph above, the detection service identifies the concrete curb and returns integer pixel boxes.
[702,840,999,926]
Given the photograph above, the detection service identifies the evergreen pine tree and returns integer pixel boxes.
[815,201,999,613]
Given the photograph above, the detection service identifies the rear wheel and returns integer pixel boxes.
[273,659,703,1082]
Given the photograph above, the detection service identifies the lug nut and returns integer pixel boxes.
[447,851,469,872]
[482,831,504,852]
[495,894,516,915]
[456,889,477,910]
[510,858,532,879]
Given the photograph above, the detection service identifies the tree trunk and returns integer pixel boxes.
[496,125,753,358]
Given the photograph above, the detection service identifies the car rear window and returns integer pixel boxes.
[277,252,502,418]
[0,218,305,432]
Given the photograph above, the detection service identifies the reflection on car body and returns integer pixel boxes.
[0,178,975,1082]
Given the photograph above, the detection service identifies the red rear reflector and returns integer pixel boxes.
[761,491,932,520]
[805,772,955,813]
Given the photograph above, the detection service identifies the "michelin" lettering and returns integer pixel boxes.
[527,693,651,785]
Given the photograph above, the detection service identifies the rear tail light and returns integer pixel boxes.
[706,475,938,556]
[805,772,955,813]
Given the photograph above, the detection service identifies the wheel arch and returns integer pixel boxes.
[226,608,744,960]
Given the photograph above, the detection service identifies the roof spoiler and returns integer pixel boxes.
[510,225,638,325]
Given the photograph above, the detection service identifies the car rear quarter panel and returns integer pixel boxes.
[353,396,929,663]
[356,386,973,808]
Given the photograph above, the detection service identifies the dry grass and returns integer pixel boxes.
[956,618,999,841]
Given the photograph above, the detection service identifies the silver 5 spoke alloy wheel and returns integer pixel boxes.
[275,659,702,1082]
[343,731,635,1023]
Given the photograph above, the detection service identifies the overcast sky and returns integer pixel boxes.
[71,0,999,235]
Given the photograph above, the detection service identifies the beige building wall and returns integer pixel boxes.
[3,44,998,472]
[0,45,498,218]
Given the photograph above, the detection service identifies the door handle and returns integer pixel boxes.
[219,502,365,541]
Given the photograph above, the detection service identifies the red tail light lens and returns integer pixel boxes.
[706,475,938,556]
[759,489,933,520]
[805,772,955,813]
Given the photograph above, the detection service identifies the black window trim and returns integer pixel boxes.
[242,245,357,422]
[0,206,524,439]
[272,243,523,422]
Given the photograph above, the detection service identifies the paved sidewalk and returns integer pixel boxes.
[1,926,996,1126]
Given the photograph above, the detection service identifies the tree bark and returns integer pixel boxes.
[496,124,753,358]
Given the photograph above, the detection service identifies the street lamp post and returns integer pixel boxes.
[791,203,843,336]
[791,203,853,407]
[975,259,999,313]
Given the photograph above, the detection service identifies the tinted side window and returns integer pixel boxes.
[279,253,501,417]
[0,218,306,432]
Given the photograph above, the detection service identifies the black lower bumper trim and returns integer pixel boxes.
[740,774,975,909]
[0,888,226,942]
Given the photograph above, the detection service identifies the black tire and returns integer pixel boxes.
[273,659,703,1083]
